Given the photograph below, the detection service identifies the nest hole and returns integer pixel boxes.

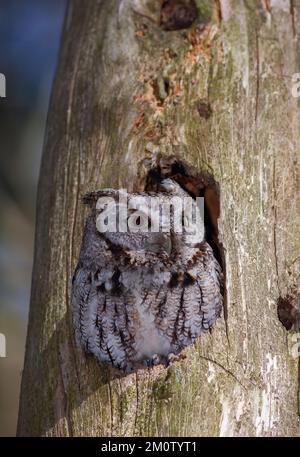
[140,154,225,275]
[160,0,198,31]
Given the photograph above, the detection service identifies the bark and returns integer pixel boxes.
[18,0,300,436]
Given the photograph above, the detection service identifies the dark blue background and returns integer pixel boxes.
[0,0,66,436]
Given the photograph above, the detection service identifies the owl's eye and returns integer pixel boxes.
[127,209,150,233]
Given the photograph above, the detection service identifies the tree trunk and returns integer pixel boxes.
[17,0,300,436]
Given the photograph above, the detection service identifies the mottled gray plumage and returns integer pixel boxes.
[72,179,223,372]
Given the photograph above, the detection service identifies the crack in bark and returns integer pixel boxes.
[107,378,114,436]
[263,0,271,13]
[221,247,230,349]
[66,154,83,398]
[199,354,247,390]
[255,28,260,124]
[134,371,140,434]
[57,344,74,436]
[290,0,296,39]
[147,370,154,434]
[272,156,280,294]
[213,0,222,24]
[117,378,123,429]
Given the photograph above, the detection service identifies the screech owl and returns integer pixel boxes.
[72,177,223,372]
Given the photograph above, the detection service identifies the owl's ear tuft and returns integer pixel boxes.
[82,189,118,207]
[82,191,100,207]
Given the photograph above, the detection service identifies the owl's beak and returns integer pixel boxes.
[144,233,172,256]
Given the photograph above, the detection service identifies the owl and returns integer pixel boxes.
[72,178,223,372]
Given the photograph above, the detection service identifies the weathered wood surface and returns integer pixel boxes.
[18,0,300,436]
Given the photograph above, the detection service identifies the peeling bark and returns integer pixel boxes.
[18,0,300,436]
